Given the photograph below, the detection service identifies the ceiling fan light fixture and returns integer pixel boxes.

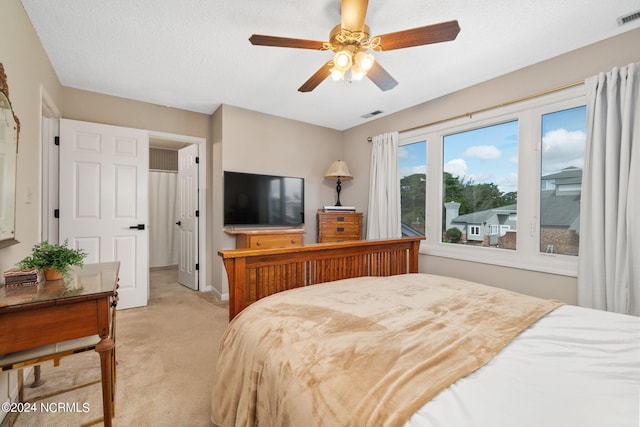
[355,51,375,71]
[249,1,460,93]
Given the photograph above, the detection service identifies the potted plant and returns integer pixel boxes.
[17,240,88,280]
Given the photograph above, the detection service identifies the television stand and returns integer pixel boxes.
[225,228,304,249]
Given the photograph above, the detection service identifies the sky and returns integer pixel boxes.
[398,105,586,193]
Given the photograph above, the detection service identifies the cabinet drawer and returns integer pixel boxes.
[247,234,302,249]
[318,222,361,235]
[318,214,360,225]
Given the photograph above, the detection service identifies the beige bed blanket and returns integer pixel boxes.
[211,273,562,427]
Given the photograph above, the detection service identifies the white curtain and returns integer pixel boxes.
[149,171,180,268]
[578,62,640,316]
[366,131,402,239]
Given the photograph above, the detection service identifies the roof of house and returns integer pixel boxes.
[540,190,581,229]
[451,204,517,225]
[541,166,583,182]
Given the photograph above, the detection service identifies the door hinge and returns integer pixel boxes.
[195,263,199,271]
[195,157,199,164]
[195,210,199,217]
[54,209,59,218]
[54,136,60,146]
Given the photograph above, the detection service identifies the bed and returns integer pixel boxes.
[212,239,640,427]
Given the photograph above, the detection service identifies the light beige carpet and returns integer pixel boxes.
[13,269,229,427]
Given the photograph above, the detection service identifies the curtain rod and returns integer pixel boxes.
[366,80,584,142]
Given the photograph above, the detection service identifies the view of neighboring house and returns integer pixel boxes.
[444,166,582,253]
[539,166,582,255]
[445,202,518,249]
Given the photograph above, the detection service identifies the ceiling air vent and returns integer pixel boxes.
[361,110,383,119]
[617,10,640,25]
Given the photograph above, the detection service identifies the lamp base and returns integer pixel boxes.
[335,178,343,206]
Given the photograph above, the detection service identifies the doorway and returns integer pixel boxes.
[148,132,206,291]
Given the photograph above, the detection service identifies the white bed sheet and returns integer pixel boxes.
[406,305,640,427]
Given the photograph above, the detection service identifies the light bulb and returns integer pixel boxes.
[334,50,352,70]
[351,64,365,81]
[331,67,344,81]
[355,52,375,71]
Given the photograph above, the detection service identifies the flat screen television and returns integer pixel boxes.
[224,171,305,226]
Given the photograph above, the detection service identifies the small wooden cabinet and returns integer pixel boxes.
[317,210,362,243]
[226,229,304,249]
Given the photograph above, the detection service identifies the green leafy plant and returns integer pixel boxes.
[445,227,462,243]
[17,240,87,275]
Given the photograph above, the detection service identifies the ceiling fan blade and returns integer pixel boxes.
[298,61,333,92]
[367,61,398,91]
[341,0,368,32]
[377,20,460,51]
[249,34,325,50]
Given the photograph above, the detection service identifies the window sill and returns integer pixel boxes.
[419,241,578,278]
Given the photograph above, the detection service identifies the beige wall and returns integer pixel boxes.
[212,104,343,297]
[0,0,64,413]
[0,0,62,274]
[343,27,640,304]
[61,87,210,139]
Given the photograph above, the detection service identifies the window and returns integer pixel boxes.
[539,105,585,256]
[400,84,586,276]
[442,120,519,250]
[398,140,426,236]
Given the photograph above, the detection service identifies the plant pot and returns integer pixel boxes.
[44,268,63,281]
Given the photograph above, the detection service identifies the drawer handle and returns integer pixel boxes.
[290,239,296,244]
[336,227,344,232]
[256,241,262,246]
[337,217,345,221]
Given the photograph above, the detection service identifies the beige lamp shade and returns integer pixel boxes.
[324,160,353,180]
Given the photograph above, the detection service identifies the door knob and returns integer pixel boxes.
[129,224,145,230]
[175,221,181,226]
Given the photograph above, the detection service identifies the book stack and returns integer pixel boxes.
[2,268,44,287]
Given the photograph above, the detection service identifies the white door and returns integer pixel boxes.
[59,119,149,309]
[177,145,198,290]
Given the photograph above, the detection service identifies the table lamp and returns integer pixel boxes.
[324,160,353,206]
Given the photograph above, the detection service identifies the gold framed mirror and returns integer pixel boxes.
[0,63,20,248]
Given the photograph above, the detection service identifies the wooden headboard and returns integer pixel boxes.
[218,237,424,320]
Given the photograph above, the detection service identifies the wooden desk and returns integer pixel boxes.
[0,262,120,427]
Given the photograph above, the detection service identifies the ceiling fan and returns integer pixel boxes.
[249,0,460,92]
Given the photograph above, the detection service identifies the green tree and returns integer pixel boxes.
[400,173,426,235]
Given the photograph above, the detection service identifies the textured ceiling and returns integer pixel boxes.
[20,0,640,131]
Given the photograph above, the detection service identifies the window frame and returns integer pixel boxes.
[399,85,586,277]
[398,139,427,237]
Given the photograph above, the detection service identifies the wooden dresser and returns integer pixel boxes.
[317,210,363,243]
[226,228,304,249]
